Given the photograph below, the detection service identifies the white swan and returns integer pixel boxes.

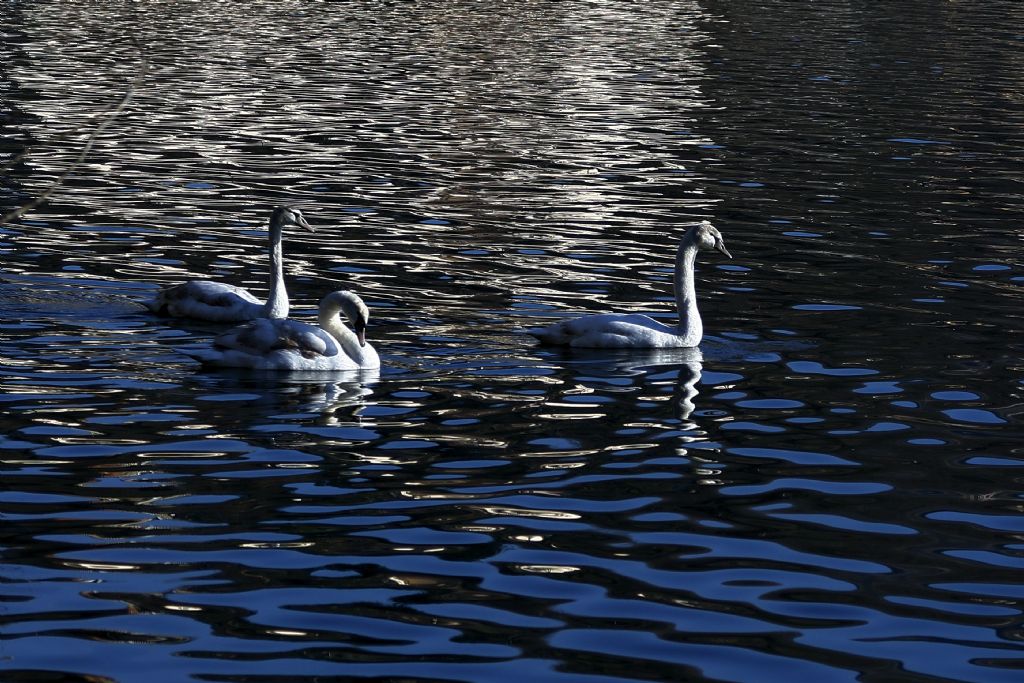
[526,221,731,348]
[145,206,313,322]
[180,290,380,371]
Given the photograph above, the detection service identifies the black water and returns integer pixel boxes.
[2,2,1023,681]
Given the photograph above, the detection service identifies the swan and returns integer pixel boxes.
[180,290,380,371]
[526,220,731,348]
[145,206,313,322]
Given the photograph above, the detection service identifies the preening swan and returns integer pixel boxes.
[526,221,731,348]
[145,206,313,322]
[180,290,380,371]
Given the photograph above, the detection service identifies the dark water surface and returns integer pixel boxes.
[2,1,1023,681]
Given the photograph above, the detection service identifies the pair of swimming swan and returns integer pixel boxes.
[148,206,379,371]
[151,208,730,369]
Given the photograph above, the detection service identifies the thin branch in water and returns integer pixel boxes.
[0,43,149,227]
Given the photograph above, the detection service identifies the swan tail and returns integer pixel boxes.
[524,323,574,346]
[176,345,225,365]
[144,290,171,315]
[177,345,281,370]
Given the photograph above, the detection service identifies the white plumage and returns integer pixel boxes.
[526,221,731,348]
[180,290,380,371]
[146,206,313,322]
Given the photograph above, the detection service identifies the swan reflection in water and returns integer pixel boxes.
[190,368,380,421]
[284,369,379,418]
[668,351,703,422]
[545,346,705,421]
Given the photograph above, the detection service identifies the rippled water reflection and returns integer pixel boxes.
[3,1,1024,681]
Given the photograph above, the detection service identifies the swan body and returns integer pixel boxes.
[146,206,313,322]
[529,312,702,348]
[181,290,380,371]
[527,221,731,348]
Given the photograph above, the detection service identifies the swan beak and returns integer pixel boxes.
[354,317,368,347]
[296,214,314,232]
[715,240,732,258]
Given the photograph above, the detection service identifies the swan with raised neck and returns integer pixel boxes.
[146,206,313,322]
[526,220,731,348]
[179,290,381,371]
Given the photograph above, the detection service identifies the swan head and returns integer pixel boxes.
[323,290,371,346]
[270,205,314,232]
[694,220,731,258]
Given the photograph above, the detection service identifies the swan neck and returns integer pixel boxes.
[673,233,702,343]
[263,219,288,318]
[319,298,369,362]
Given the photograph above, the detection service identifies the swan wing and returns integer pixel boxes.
[214,318,341,358]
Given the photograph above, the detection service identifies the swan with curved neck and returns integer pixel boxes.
[526,221,731,348]
[180,290,380,371]
[146,206,313,322]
